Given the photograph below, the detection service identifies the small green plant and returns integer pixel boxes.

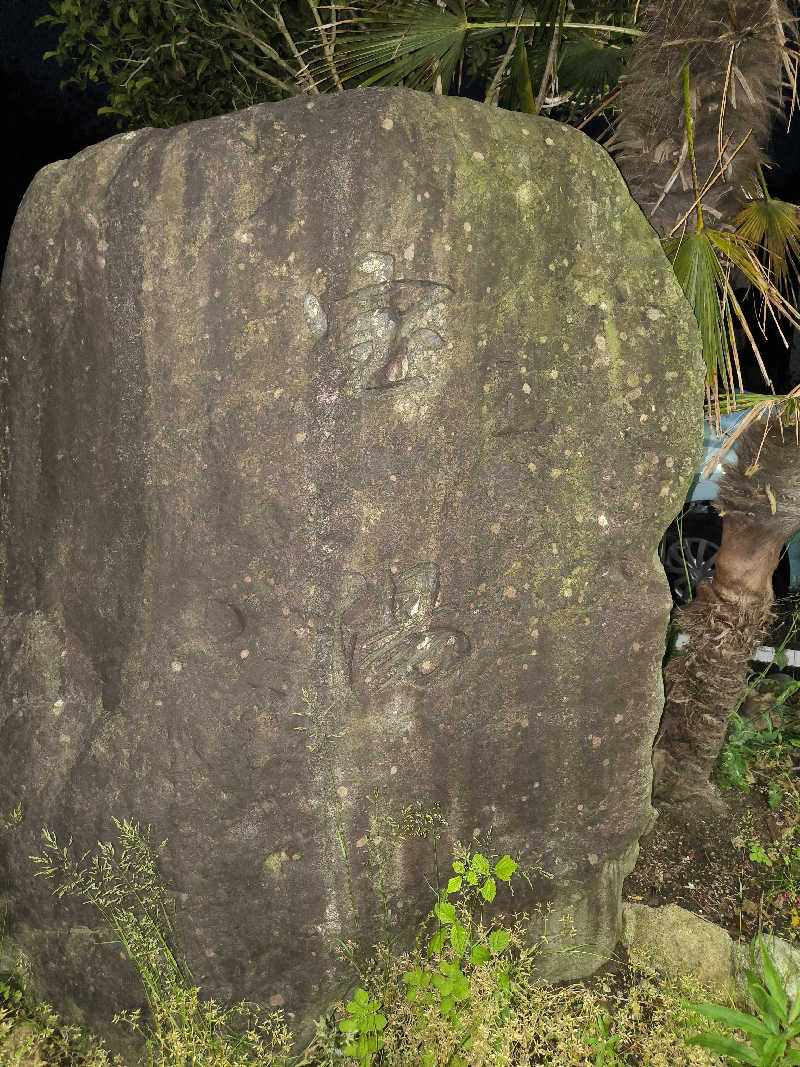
[337,986,387,1066]
[717,612,800,800]
[0,802,23,834]
[395,838,538,1066]
[585,1013,627,1066]
[688,935,800,1065]
[0,895,120,1067]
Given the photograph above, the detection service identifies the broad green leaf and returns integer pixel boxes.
[452,973,470,1001]
[450,921,469,956]
[488,928,510,953]
[434,900,456,924]
[480,876,496,902]
[446,875,463,894]
[439,994,455,1015]
[338,1017,360,1033]
[452,860,465,873]
[760,938,789,1022]
[782,1050,800,1064]
[747,981,782,1029]
[469,943,490,966]
[431,974,453,996]
[466,871,478,885]
[689,1002,776,1038]
[471,853,490,875]
[767,1033,789,1056]
[493,855,517,882]
[687,1033,761,1064]
[352,987,371,1006]
[428,928,446,956]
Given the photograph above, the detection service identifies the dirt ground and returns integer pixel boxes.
[623,786,795,943]
[624,598,800,946]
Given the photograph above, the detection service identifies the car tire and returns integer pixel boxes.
[661,510,722,604]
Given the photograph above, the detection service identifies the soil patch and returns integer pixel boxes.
[626,736,800,947]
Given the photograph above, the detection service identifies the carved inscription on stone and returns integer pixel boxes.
[304,253,453,397]
[336,562,470,692]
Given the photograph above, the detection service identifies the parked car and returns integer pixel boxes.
[660,411,800,603]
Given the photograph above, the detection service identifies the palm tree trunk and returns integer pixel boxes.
[653,420,800,806]
[612,0,799,807]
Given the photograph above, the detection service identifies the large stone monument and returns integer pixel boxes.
[0,87,703,1051]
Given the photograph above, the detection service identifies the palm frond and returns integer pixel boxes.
[556,34,627,114]
[662,227,800,429]
[733,192,800,291]
[702,386,800,476]
[663,231,731,395]
[306,1,642,96]
[308,3,468,91]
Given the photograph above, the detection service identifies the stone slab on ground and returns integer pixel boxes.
[622,902,737,1000]
[623,900,800,1007]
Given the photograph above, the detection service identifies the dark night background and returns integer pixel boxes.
[2,0,800,387]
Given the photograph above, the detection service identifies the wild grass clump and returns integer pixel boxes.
[0,972,123,1066]
[23,818,292,1067]
[1,808,736,1067]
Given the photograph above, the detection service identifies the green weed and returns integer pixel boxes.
[688,935,800,1066]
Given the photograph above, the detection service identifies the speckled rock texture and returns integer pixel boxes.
[0,87,703,1051]
[622,902,736,999]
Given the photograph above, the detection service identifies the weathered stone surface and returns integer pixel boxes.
[0,87,703,1050]
[621,902,736,999]
[623,901,800,1008]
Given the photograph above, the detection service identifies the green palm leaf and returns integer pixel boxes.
[309,2,468,91]
[733,194,800,291]
[556,33,627,113]
[664,226,800,425]
[662,231,731,394]
[308,0,642,96]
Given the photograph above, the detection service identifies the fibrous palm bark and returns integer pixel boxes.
[614,0,793,237]
[613,0,800,807]
[654,420,800,805]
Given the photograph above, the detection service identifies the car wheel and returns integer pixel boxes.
[660,512,722,604]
